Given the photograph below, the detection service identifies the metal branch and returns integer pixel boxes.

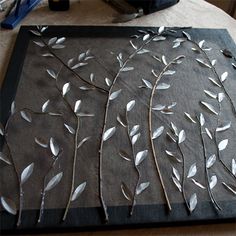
[148,57,183,212]
[63,116,80,221]
[125,110,140,216]
[40,38,108,94]
[199,124,222,211]
[98,34,160,222]
[177,143,191,213]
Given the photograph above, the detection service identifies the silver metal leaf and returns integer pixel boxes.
[204,90,217,99]
[52,44,65,49]
[211,59,217,66]
[184,112,196,123]
[35,137,48,148]
[162,55,167,65]
[156,83,170,90]
[109,89,122,101]
[130,40,137,49]
[200,101,218,115]
[143,34,150,41]
[163,70,176,76]
[30,30,41,36]
[132,133,140,145]
[0,197,17,215]
[171,122,178,136]
[142,79,153,89]
[173,42,181,48]
[208,77,221,87]
[158,26,165,35]
[105,78,112,87]
[172,167,180,181]
[172,176,182,192]
[198,40,205,48]
[77,136,91,149]
[196,58,211,68]
[182,31,191,40]
[71,182,86,202]
[165,150,182,162]
[220,72,228,82]
[232,63,236,69]
[206,154,216,169]
[62,82,70,97]
[153,36,166,41]
[199,113,205,126]
[135,150,148,166]
[48,37,57,46]
[44,172,63,192]
[126,100,135,112]
[11,101,16,115]
[218,93,225,103]
[78,52,86,61]
[0,122,4,136]
[56,37,66,44]
[121,67,134,72]
[79,86,94,91]
[74,100,82,114]
[67,58,75,67]
[191,179,205,189]
[168,102,177,110]
[42,99,50,113]
[152,126,164,140]
[121,182,132,201]
[64,124,75,134]
[119,150,131,162]
[103,127,116,141]
[77,113,94,117]
[189,193,197,212]
[21,163,34,184]
[178,130,186,144]
[232,159,236,176]
[137,49,150,54]
[50,138,60,156]
[90,73,95,83]
[166,132,177,143]
[210,175,217,189]
[161,109,174,115]
[117,114,127,127]
[205,128,213,139]
[71,63,88,70]
[0,152,11,165]
[20,111,32,123]
[130,125,140,137]
[33,41,44,47]
[42,53,54,58]
[222,182,236,195]
[152,104,165,111]
[218,139,228,151]
[187,163,197,178]
[136,182,150,195]
[46,69,57,79]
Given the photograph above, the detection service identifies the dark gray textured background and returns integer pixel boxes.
[1,27,236,219]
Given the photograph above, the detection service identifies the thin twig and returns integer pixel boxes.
[177,143,190,213]
[199,123,221,211]
[148,57,183,211]
[98,34,160,222]
[125,110,140,216]
[190,40,236,116]
[40,38,108,94]
[63,116,80,221]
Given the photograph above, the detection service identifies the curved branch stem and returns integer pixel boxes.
[148,58,182,211]
[63,116,80,221]
[41,38,108,94]
[98,34,159,222]
[125,111,140,216]
[199,125,221,211]
[177,143,190,213]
